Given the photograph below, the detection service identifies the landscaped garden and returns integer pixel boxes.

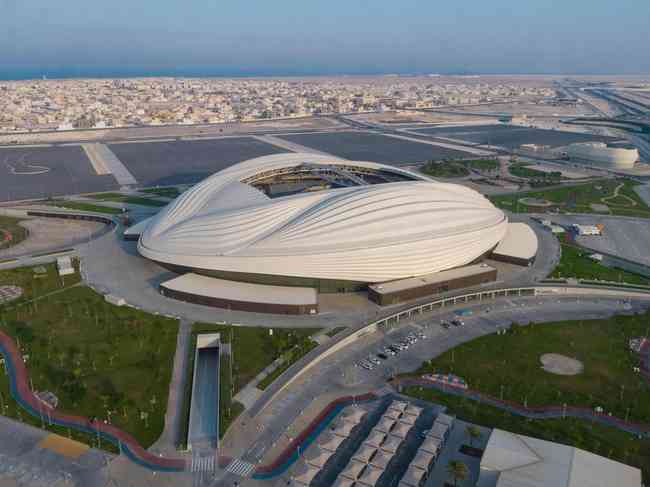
[402,312,650,477]
[46,200,122,215]
[0,263,178,450]
[421,159,499,178]
[490,179,650,217]
[0,215,28,251]
[551,243,650,286]
[86,192,168,207]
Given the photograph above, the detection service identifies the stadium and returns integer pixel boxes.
[130,153,532,313]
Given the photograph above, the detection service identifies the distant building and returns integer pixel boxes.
[477,428,642,487]
[567,142,638,169]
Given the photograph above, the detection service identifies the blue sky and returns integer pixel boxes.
[1,0,648,77]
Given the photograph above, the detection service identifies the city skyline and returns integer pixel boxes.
[1,0,649,80]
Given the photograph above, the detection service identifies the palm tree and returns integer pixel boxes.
[466,425,482,447]
[447,460,468,487]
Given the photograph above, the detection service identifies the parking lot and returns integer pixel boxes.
[108,136,288,186]
[546,215,650,266]
[278,131,472,164]
[414,124,617,148]
[0,145,118,201]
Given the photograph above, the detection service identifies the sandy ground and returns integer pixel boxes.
[540,353,584,375]
[0,218,105,258]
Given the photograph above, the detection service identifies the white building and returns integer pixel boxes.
[567,142,638,169]
[477,429,642,487]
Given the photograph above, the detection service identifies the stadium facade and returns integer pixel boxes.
[136,153,509,293]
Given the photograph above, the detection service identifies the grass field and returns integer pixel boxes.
[552,244,650,286]
[421,161,469,178]
[0,215,28,250]
[403,386,650,480]
[257,338,319,390]
[178,323,320,444]
[46,200,122,215]
[86,192,168,207]
[0,266,178,450]
[403,312,650,478]
[490,179,650,217]
[408,313,650,425]
[462,159,499,172]
[141,187,182,198]
[509,164,562,181]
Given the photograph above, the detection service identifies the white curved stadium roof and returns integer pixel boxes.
[138,153,508,283]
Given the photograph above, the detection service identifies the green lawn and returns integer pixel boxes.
[0,215,29,250]
[509,164,562,181]
[257,338,319,390]
[178,323,320,445]
[46,200,122,215]
[462,159,499,172]
[552,244,650,286]
[0,261,81,300]
[403,312,650,478]
[407,313,650,425]
[0,279,178,450]
[86,193,168,207]
[141,187,182,198]
[490,179,650,217]
[421,161,469,178]
[403,386,650,481]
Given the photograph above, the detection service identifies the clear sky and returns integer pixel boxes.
[1,0,648,78]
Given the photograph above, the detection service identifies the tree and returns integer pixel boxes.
[466,425,481,447]
[447,460,468,487]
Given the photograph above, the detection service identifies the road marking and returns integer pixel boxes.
[226,458,256,477]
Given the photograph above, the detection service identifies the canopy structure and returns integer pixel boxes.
[390,422,411,439]
[383,408,402,420]
[333,477,356,487]
[410,450,435,471]
[400,465,426,487]
[356,465,384,487]
[332,419,356,438]
[365,431,386,448]
[305,446,334,469]
[399,415,417,426]
[369,449,394,470]
[419,437,441,456]
[428,422,449,441]
[343,406,367,424]
[375,417,395,434]
[380,435,403,453]
[340,460,367,481]
[320,432,346,452]
[352,444,377,464]
[292,461,321,485]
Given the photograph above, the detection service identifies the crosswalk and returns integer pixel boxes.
[226,458,256,477]
[190,454,216,473]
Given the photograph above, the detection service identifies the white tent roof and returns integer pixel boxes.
[370,449,393,469]
[383,408,402,420]
[340,460,366,481]
[410,450,434,471]
[435,413,454,427]
[400,465,426,487]
[365,430,386,448]
[352,444,377,464]
[480,429,642,487]
[320,432,345,452]
[292,462,321,485]
[343,406,367,424]
[305,446,334,468]
[380,435,403,453]
[375,417,396,434]
[391,422,412,439]
[356,465,384,487]
[389,400,408,412]
[419,437,441,455]
[333,477,356,487]
[427,422,449,440]
[332,419,356,438]
[404,404,423,417]
[399,414,417,425]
